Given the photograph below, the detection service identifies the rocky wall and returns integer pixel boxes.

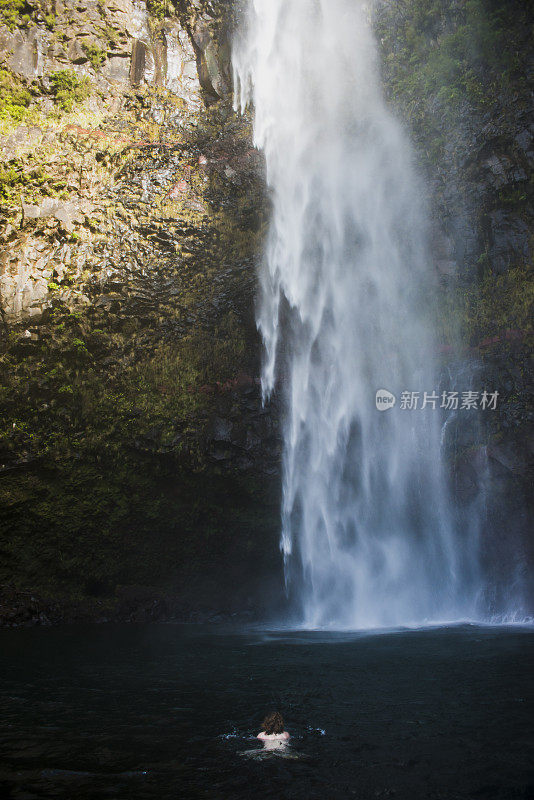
[374,0,533,612]
[0,0,285,623]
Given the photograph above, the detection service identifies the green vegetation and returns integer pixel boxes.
[101,23,119,48]
[0,0,32,29]
[0,299,247,464]
[0,69,32,121]
[146,0,172,19]
[0,159,62,205]
[0,165,22,202]
[83,42,107,70]
[375,0,532,152]
[464,264,534,346]
[0,90,272,607]
[379,0,521,103]
[49,70,91,112]
[0,459,278,600]
[0,300,270,599]
[146,0,229,23]
[375,0,533,364]
[435,263,534,351]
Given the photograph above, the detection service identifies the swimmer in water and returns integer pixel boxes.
[239,711,300,760]
[257,711,290,750]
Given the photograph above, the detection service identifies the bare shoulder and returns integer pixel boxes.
[283,731,290,739]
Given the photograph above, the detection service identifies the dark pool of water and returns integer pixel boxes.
[0,624,532,800]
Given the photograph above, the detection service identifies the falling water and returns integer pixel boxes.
[233,0,483,627]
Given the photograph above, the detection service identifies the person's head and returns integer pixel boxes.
[262,711,284,734]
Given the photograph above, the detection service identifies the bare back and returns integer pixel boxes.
[257,731,290,749]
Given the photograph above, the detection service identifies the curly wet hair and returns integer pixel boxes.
[262,711,285,734]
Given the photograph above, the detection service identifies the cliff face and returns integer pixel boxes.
[375,0,533,609]
[0,0,235,321]
[0,0,283,624]
[0,0,531,625]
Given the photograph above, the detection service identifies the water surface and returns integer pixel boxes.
[0,625,532,799]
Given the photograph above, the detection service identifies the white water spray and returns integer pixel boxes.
[233,0,483,627]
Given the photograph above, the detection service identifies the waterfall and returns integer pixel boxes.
[233,0,482,628]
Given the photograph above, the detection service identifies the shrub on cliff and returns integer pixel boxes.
[376,0,529,139]
[0,0,32,29]
[0,69,32,121]
[49,70,91,112]
[82,43,107,71]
